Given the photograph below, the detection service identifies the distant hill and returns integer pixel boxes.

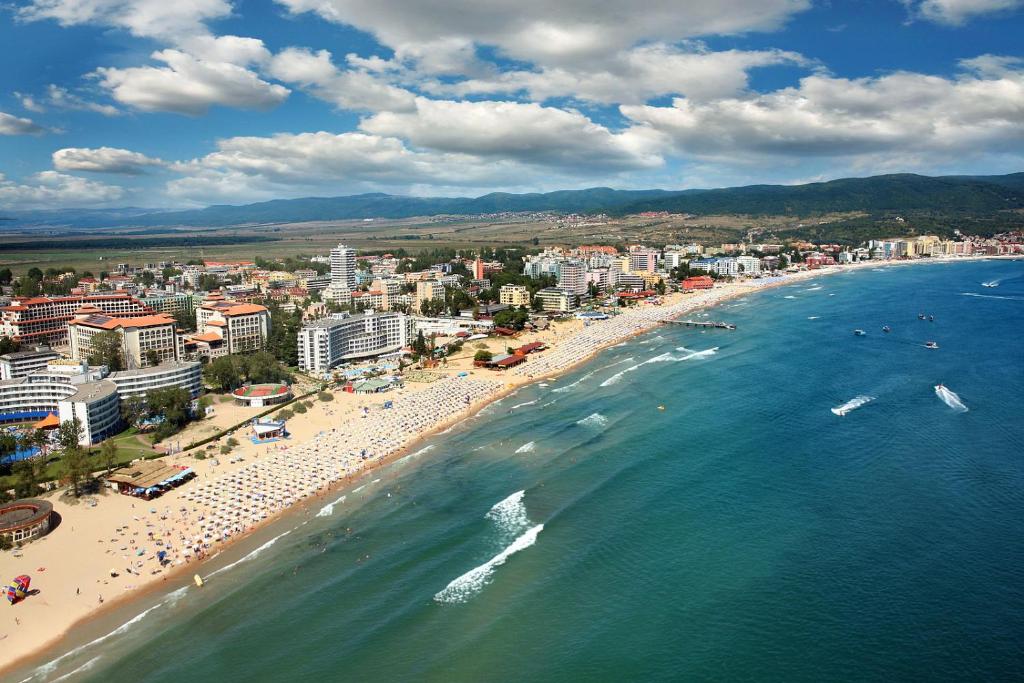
[616,173,1024,216]
[2,173,1022,230]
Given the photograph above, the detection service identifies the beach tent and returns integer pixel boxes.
[6,575,30,604]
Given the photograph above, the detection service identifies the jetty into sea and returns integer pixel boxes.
[661,320,737,330]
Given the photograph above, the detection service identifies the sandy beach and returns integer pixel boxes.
[0,256,997,675]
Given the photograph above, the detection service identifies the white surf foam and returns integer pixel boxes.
[433,524,544,604]
[485,490,530,534]
[805,286,823,291]
[807,316,820,320]
[515,441,536,454]
[509,399,538,410]
[551,370,595,393]
[205,528,293,580]
[576,412,609,428]
[935,385,968,413]
[396,444,435,465]
[22,602,165,682]
[831,395,875,416]
[49,656,102,683]
[601,348,717,387]
[316,494,347,517]
[783,295,797,299]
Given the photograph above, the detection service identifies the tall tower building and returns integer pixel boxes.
[330,244,357,291]
[474,256,485,281]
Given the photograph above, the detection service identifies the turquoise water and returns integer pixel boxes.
[36,260,1024,681]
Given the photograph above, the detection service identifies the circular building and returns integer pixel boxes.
[232,383,292,408]
[0,499,54,545]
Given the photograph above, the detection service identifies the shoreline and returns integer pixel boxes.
[3,254,1016,679]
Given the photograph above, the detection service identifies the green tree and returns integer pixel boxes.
[0,336,19,355]
[144,349,161,367]
[147,386,193,441]
[87,330,125,371]
[56,418,89,497]
[121,394,148,428]
[474,349,493,362]
[27,267,43,281]
[99,439,118,476]
[172,307,197,331]
[493,308,529,331]
[12,457,46,498]
[204,355,243,391]
[317,391,334,402]
[777,255,789,270]
[412,331,428,357]
[0,267,12,285]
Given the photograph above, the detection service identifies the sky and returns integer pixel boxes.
[0,0,1023,209]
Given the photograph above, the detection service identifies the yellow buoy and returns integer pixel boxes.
[193,574,204,588]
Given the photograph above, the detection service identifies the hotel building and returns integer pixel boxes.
[69,309,181,369]
[196,299,271,355]
[298,311,412,375]
[0,293,153,346]
[499,285,531,307]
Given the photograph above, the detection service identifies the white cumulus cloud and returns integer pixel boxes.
[0,111,45,135]
[17,0,232,41]
[908,0,1024,24]
[53,147,165,174]
[94,49,290,115]
[267,47,416,111]
[0,171,126,208]
[359,97,662,170]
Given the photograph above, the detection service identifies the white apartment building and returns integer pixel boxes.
[328,243,357,292]
[0,360,120,444]
[0,347,61,381]
[736,255,762,275]
[535,288,576,313]
[69,310,181,369]
[298,311,412,375]
[196,299,271,354]
[558,262,588,295]
[629,247,659,274]
[412,316,494,336]
[108,360,203,400]
[499,284,531,307]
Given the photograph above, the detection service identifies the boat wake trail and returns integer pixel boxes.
[831,395,875,416]
[935,385,969,412]
[515,441,536,454]
[807,316,821,320]
[960,292,1024,301]
[316,494,347,517]
[576,412,609,428]
[434,491,543,604]
[783,295,797,299]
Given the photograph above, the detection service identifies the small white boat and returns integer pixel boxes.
[853,329,866,336]
[924,341,939,349]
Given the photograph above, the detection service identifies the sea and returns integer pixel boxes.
[20,259,1024,682]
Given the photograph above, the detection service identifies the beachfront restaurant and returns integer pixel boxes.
[477,353,527,371]
[107,460,196,499]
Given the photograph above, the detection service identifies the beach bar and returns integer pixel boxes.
[107,461,195,499]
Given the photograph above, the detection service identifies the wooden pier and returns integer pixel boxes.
[662,320,736,330]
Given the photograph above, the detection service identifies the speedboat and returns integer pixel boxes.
[929,315,934,322]
[924,341,939,349]
[854,329,866,336]
[982,282,998,288]
[918,313,926,320]
[882,325,891,333]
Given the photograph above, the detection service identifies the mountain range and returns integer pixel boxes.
[2,172,1023,230]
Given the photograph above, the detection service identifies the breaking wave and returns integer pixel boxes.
[206,529,294,580]
[805,286,823,291]
[576,412,609,428]
[509,399,538,410]
[515,441,536,454]
[600,348,717,387]
[831,395,875,416]
[783,295,797,299]
[807,316,820,320]
[935,385,969,413]
[434,490,543,604]
[551,370,595,393]
[316,494,347,517]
